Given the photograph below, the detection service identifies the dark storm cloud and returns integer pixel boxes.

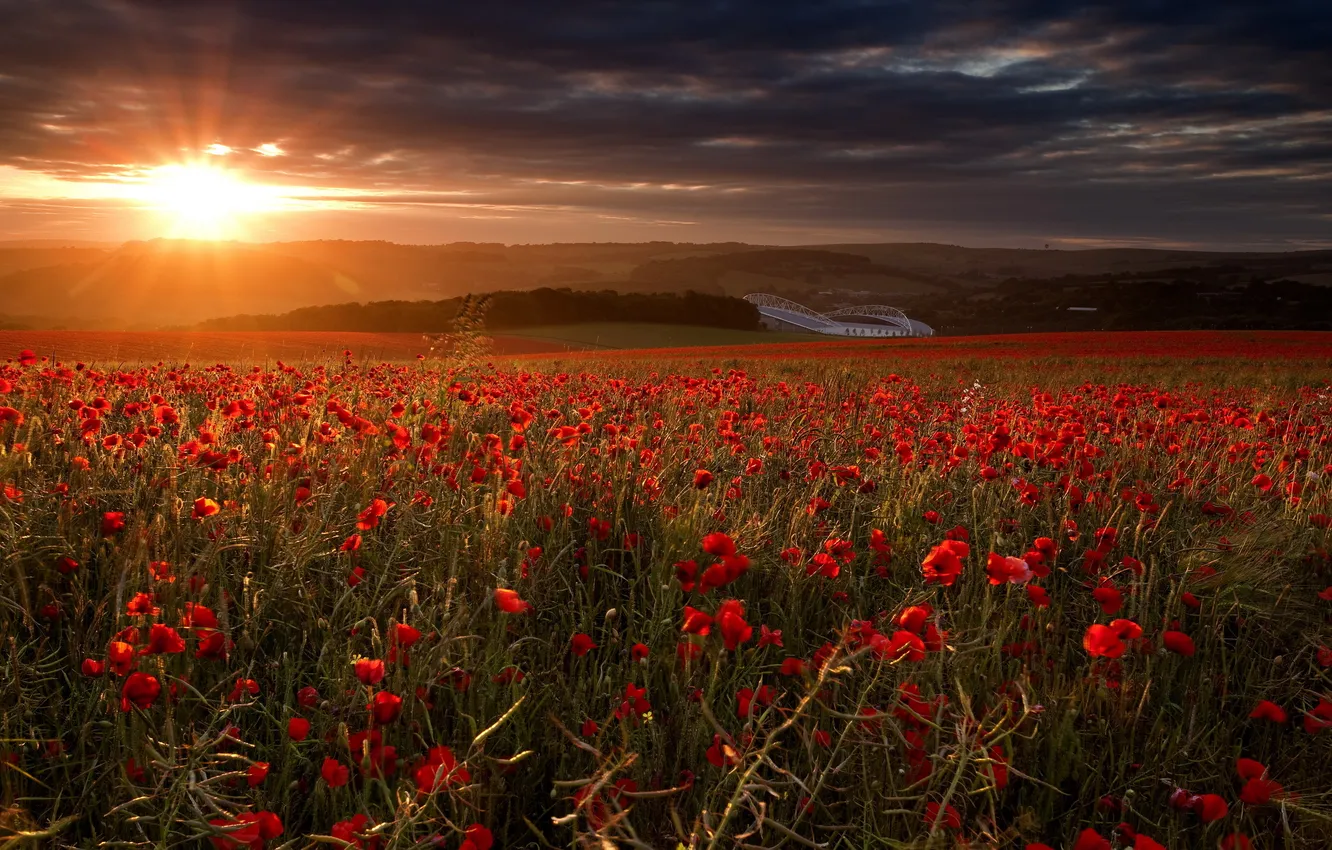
[0,0,1329,246]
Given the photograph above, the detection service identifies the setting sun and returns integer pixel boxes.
[139,163,280,239]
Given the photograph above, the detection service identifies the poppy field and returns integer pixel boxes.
[0,331,578,365]
[2,334,1332,849]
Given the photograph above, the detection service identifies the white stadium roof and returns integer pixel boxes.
[744,293,933,338]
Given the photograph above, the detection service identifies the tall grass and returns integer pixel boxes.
[0,349,1329,848]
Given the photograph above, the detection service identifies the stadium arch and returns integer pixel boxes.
[744,293,933,337]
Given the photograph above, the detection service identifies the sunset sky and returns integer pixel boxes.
[0,0,1329,249]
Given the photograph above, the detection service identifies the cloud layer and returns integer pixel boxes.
[1,0,1329,246]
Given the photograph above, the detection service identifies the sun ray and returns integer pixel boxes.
[135,162,282,239]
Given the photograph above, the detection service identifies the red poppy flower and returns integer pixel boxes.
[1249,700,1287,723]
[706,733,740,768]
[124,756,147,783]
[1304,698,1332,734]
[101,511,126,536]
[985,552,1032,585]
[693,469,713,489]
[873,630,926,662]
[125,592,158,617]
[715,599,753,651]
[1072,829,1111,850]
[81,658,105,676]
[630,642,650,661]
[330,815,377,850]
[369,691,402,724]
[807,552,840,578]
[142,624,186,655]
[570,633,597,656]
[320,757,350,788]
[183,602,219,628]
[356,498,390,530]
[287,717,311,741]
[1110,619,1143,640]
[207,816,262,849]
[922,540,969,587]
[460,824,493,850]
[701,532,737,557]
[898,604,932,632]
[355,658,386,686]
[1233,758,1263,783]
[108,640,136,675]
[736,685,774,718]
[923,801,960,830]
[195,629,229,661]
[1240,775,1283,805]
[208,812,282,849]
[120,672,160,712]
[413,745,470,794]
[192,497,220,519]
[699,553,749,590]
[613,682,652,720]
[229,678,259,701]
[965,736,997,786]
[1092,584,1123,615]
[1083,624,1126,659]
[1163,630,1196,656]
[494,588,533,614]
[674,559,699,591]
[246,762,269,787]
[388,624,421,661]
[1193,793,1229,822]
[681,606,714,635]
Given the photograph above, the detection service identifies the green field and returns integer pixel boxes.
[504,322,815,349]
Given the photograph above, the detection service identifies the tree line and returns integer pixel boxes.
[194,288,761,333]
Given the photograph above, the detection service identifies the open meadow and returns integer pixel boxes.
[2,332,1331,849]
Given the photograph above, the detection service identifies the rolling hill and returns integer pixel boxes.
[0,241,369,326]
[1,238,1329,331]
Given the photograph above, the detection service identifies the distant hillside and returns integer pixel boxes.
[0,241,363,327]
[631,248,955,299]
[884,274,1332,335]
[808,243,1332,280]
[2,237,1329,331]
[0,240,119,250]
[259,240,756,298]
[0,246,112,277]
